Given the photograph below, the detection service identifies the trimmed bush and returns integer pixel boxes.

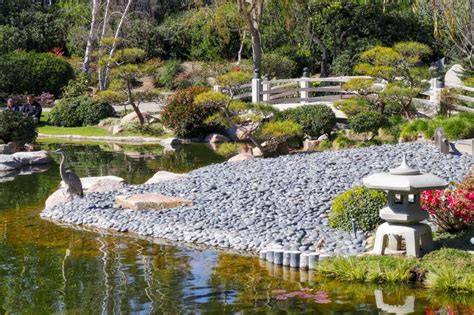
[276,105,336,139]
[349,111,387,138]
[0,51,74,96]
[161,86,219,138]
[0,110,37,145]
[330,185,387,232]
[49,96,115,127]
[261,53,297,79]
[334,97,370,117]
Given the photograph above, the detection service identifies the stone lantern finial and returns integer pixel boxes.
[390,154,420,175]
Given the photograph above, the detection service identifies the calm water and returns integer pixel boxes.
[0,142,471,314]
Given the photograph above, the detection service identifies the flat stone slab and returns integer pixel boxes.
[13,150,52,165]
[116,193,192,211]
[0,155,21,171]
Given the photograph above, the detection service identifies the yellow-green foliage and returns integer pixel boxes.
[400,113,474,141]
[194,91,230,107]
[360,46,402,66]
[319,139,332,150]
[342,78,375,95]
[216,71,252,86]
[259,121,303,139]
[332,134,354,149]
[334,97,371,117]
[216,142,240,157]
[422,249,474,293]
[317,248,473,294]
[393,41,432,65]
[464,77,474,87]
[329,185,386,232]
[317,255,415,283]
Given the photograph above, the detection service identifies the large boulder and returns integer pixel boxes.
[46,176,126,209]
[116,193,192,211]
[205,134,230,143]
[159,138,183,151]
[0,142,18,154]
[13,150,52,165]
[228,153,255,162]
[0,155,21,171]
[445,64,465,87]
[145,171,188,184]
[45,188,69,209]
[88,178,126,193]
[60,175,124,191]
[120,111,159,125]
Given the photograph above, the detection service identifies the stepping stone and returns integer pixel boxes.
[116,193,192,211]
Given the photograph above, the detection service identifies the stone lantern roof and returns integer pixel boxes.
[363,155,448,192]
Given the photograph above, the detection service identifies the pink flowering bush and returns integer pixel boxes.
[421,175,474,233]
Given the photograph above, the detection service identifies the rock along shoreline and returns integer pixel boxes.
[41,143,471,256]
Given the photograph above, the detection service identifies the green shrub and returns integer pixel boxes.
[0,51,74,96]
[400,113,474,141]
[259,121,303,140]
[349,111,387,138]
[62,71,91,98]
[276,105,336,139]
[334,97,371,117]
[330,185,386,232]
[161,86,219,138]
[261,53,297,79]
[0,110,37,145]
[332,134,354,149]
[49,96,115,127]
[319,139,332,150]
[154,59,183,90]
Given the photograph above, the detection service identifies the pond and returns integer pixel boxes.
[0,142,471,313]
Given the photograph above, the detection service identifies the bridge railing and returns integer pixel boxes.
[445,82,474,113]
[213,68,372,105]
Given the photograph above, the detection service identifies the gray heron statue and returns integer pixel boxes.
[54,149,84,199]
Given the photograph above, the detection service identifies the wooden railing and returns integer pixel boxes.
[445,82,474,113]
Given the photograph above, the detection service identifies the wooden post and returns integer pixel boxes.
[300,67,310,104]
[213,85,223,93]
[262,75,271,102]
[252,69,262,103]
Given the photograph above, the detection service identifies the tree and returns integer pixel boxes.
[347,41,432,118]
[96,48,160,125]
[236,0,265,71]
[433,0,474,68]
[83,0,99,72]
[195,71,303,156]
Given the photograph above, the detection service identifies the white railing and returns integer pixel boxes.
[213,68,372,105]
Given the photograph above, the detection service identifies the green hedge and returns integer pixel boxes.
[0,110,37,145]
[276,104,336,139]
[0,51,74,97]
[330,185,386,232]
[49,96,115,127]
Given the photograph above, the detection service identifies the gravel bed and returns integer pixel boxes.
[41,143,471,255]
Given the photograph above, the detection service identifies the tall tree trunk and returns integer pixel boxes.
[311,34,330,77]
[237,30,246,64]
[100,0,132,90]
[238,0,264,71]
[83,0,99,73]
[126,82,145,125]
[97,0,111,89]
[471,0,474,63]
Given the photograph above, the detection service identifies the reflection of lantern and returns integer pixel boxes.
[363,155,448,257]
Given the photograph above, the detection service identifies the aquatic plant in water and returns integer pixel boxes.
[272,288,331,304]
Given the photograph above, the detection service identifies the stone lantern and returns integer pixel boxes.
[363,155,448,257]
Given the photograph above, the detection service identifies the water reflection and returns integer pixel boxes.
[0,142,472,313]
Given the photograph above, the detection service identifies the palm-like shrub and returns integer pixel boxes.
[276,105,336,139]
[0,110,37,145]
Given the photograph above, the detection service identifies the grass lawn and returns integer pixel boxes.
[37,112,172,138]
[37,124,112,136]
